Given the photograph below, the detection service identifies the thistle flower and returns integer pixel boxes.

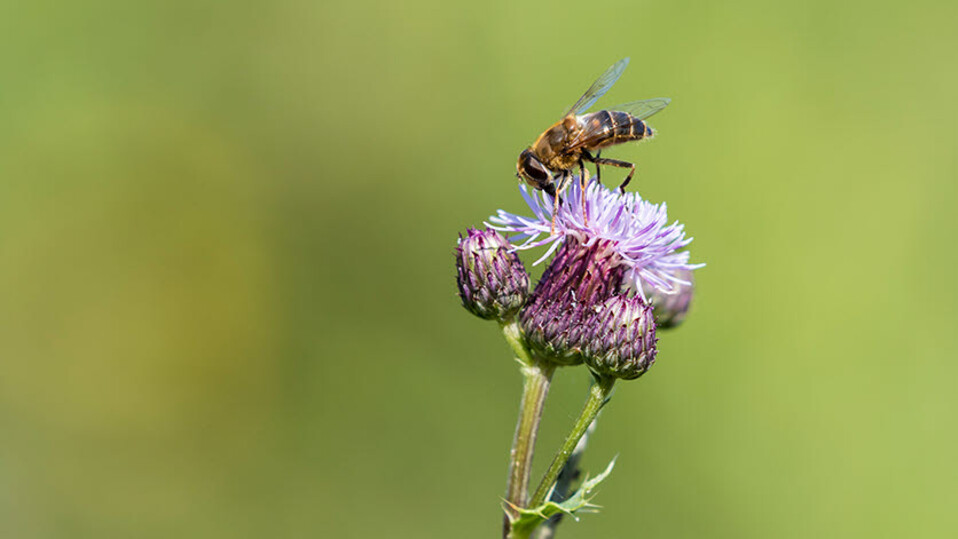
[489,179,702,297]
[488,179,702,370]
[455,228,530,322]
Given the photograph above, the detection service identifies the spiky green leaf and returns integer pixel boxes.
[505,458,616,538]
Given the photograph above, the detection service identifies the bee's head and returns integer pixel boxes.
[516,149,555,196]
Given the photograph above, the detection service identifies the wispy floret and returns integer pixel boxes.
[488,179,702,297]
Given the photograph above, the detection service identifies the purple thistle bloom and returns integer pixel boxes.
[488,179,703,297]
[485,179,702,375]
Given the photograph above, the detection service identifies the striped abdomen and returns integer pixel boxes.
[576,110,653,150]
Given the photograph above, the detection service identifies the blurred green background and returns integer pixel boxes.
[2,0,956,537]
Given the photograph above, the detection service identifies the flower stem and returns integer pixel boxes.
[533,416,599,539]
[528,376,615,508]
[501,321,555,537]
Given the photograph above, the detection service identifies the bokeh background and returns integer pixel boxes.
[2,0,957,537]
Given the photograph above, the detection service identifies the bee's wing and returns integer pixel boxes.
[607,97,672,120]
[565,58,630,116]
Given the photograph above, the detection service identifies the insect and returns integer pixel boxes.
[515,57,670,206]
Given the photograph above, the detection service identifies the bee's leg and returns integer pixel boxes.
[577,159,590,224]
[550,172,567,236]
[592,157,636,193]
[551,194,557,236]
[557,170,573,192]
[581,150,602,185]
[594,151,602,183]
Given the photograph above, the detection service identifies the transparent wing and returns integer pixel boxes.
[607,97,672,120]
[565,58,630,116]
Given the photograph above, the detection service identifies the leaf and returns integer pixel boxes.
[505,458,616,537]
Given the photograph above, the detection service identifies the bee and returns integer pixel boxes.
[516,57,670,201]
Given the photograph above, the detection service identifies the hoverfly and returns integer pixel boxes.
[516,57,670,206]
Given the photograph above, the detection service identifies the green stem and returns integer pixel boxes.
[533,415,599,539]
[528,376,615,508]
[501,321,555,537]
[502,319,534,366]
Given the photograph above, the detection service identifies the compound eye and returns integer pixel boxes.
[520,153,548,181]
[526,162,548,182]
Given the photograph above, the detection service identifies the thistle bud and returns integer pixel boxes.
[519,239,626,366]
[520,291,589,365]
[455,228,530,322]
[642,270,695,329]
[582,295,657,380]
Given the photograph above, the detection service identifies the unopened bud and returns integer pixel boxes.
[583,295,657,380]
[520,291,589,365]
[455,228,530,322]
[642,270,694,329]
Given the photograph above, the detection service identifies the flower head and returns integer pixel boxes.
[488,179,702,297]
[485,179,702,374]
[455,228,530,322]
